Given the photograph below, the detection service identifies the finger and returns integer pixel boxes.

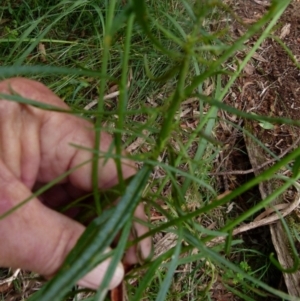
[0,100,22,179]
[0,160,124,290]
[124,203,153,265]
[0,100,41,189]
[0,79,43,189]
[0,77,136,191]
[0,77,151,267]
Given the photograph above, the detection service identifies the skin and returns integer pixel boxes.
[0,77,151,290]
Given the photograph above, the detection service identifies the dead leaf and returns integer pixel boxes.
[181,97,198,105]
[207,221,217,230]
[186,120,199,130]
[146,97,158,107]
[216,190,232,200]
[126,130,148,153]
[38,43,47,62]
[251,52,268,62]
[175,107,192,120]
[242,18,259,24]
[244,63,255,75]
[237,28,245,37]
[108,84,118,93]
[253,0,270,6]
[203,83,214,96]
[154,232,178,259]
[280,23,291,39]
[226,202,235,214]
[192,110,200,117]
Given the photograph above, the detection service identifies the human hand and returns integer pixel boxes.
[0,77,151,290]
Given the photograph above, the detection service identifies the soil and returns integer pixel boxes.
[215,0,300,196]
[212,0,300,299]
[223,0,300,158]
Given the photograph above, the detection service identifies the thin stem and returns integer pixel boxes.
[114,10,135,192]
[92,0,118,214]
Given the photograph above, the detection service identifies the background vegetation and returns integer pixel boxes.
[0,0,298,300]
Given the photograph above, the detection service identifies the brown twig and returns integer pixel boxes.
[210,136,300,176]
[207,183,300,247]
[252,0,270,7]
[84,70,132,111]
[84,91,120,110]
[0,269,21,286]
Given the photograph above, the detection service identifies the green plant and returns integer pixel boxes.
[0,0,298,300]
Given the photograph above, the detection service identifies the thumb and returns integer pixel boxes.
[0,161,124,290]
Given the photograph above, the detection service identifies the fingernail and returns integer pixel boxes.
[138,237,153,263]
[77,262,124,290]
[131,225,153,264]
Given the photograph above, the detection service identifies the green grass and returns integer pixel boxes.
[0,0,298,300]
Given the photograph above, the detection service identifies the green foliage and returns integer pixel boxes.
[0,0,298,300]
[224,261,252,286]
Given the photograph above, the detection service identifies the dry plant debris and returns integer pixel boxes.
[211,0,300,297]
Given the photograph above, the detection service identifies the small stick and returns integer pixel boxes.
[210,136,300,176]
[207,188,300,246]
[0,268,21,286]
[84,91,120,110]
[84,70,132,111]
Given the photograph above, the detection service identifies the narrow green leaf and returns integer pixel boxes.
[28,167,151,301]
[155,227,182,301]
